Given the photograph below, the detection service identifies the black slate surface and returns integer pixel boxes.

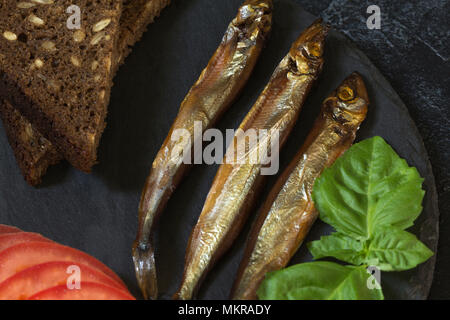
[292,0,449,299]
[0,0,443,299]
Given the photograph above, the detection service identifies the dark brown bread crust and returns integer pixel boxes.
[0,99,62,185]
[118,0,171,66]
[0,0,170,185]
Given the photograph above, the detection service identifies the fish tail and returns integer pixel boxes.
[132,240,158,300]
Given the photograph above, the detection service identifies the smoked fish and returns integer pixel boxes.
[231,72,369,300]
[133,0,273,299]
[174,20,329,300]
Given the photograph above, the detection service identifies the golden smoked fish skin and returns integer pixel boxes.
[133,0,273,300]
[231,72,369,300]
[174,20,329,300]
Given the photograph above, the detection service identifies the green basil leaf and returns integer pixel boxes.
[257,262,383,300]
[308,232,366,265]
[312,136,425,239]
[365,226,433,271]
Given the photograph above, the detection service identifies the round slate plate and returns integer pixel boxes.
[0,0,439,300]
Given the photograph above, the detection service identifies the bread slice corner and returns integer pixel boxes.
[0,0,170,184]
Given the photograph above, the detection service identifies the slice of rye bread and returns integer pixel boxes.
[0,0,170,185]
[0,0,123,172]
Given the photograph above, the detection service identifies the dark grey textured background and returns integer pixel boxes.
[0,0,446,300]
[292,0,449,300]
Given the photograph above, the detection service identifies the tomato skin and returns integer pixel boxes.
[0,261,130,300]
[0,226,132,300]
[0,225,21,234]
[0,232,52,253]
[28,282,135,300]
[0,242,126,290]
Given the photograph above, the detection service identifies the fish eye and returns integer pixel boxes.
[307,42,321,57]
[302,42,321,60]
[338,86,355,101]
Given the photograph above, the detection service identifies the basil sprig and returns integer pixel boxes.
[257,262,384,300]
[258,137,433,300]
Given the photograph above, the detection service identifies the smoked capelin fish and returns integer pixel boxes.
[133,0,273,300]
[174,20,329,300]
[230,72,369,300]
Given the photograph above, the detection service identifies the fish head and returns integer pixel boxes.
[289,19,329,75]
[240,0,273,15]
[234,0,273,38]
[324,72,370,129]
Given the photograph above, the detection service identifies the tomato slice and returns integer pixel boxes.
[0,242,126,290]
[0,261,130,300]
[0,225,21,234]
[0,232,52,253]
[28,282,135,300]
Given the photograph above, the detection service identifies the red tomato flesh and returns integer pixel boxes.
[0,261,130,300]
[0,242,126,290]
[0,232,52,253]
[29,282,135,300]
